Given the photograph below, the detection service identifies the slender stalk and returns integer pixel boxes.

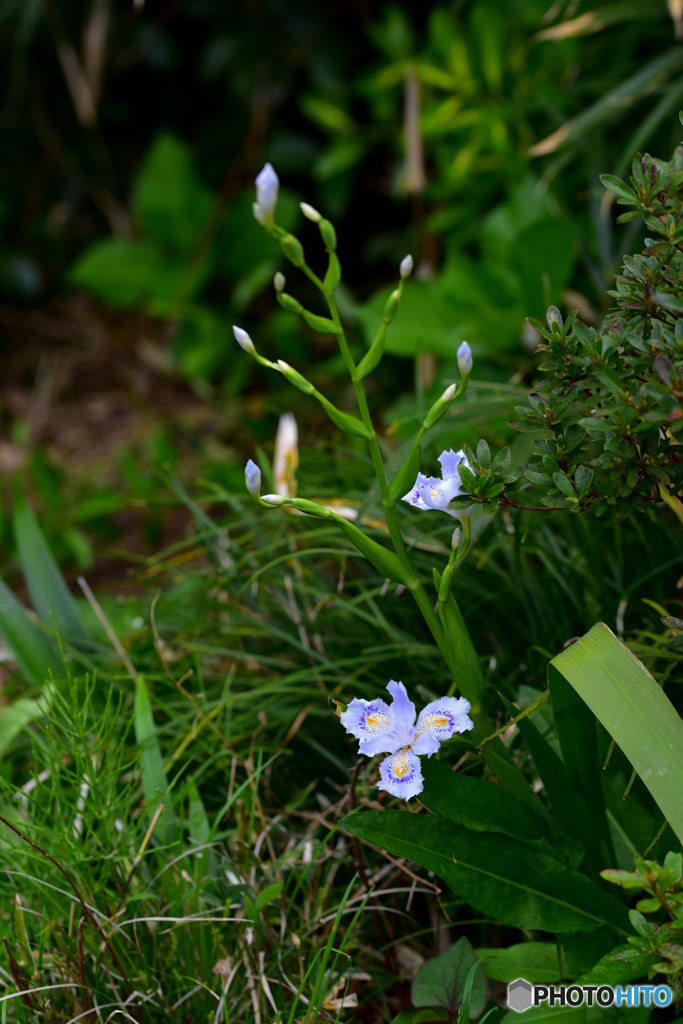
[325,291,420,581]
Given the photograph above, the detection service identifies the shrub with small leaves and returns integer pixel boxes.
[456,115,683,523]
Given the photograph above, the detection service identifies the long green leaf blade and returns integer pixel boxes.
[0,578,64,688]
[134,674,176,842]
[341,810,631,936]
[548,667,616,868]
[529,47,683,156]
[13,491,88,645]
[550,622,683,848]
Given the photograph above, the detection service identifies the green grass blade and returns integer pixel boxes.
[134,674,176,842]
[13,491,88,645]
[529,46,683,156]
[0,578,64,687]
[550,622,683,849]
[341,810,631,937]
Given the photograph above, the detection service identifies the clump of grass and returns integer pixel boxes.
[2,415,682,1021]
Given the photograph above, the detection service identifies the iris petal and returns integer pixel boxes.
[385,680,416,735]
[378,748,424,799]
[412,697,474,756]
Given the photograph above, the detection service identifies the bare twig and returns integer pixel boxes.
[77,576,137,679]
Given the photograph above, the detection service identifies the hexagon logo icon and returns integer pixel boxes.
[508,979,533,1012]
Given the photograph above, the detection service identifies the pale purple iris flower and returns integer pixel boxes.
[402,449,474,522]
[340,681,473,799]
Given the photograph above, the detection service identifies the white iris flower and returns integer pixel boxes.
[402,449,474,522]
[340,680,473,799]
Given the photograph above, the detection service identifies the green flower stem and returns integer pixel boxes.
[326,291,421,587]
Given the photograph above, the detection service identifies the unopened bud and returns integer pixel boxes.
[279,293,304,314]
[233,325,256,355]
[253,163,279,227]
[300,202,322,223]
[274,271,286,292]
[383,289,401,324]
[457,341,472,377]
[261,494,287,506]
[423,385,456,430]
[451,527,461,550]
[319,219,337,250]
[244,459,261,499]
[280,233,305,267]
[277,359,315,394]
[400,254,413,279]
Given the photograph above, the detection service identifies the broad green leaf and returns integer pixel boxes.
[68,239,186,309]
[133,133,213,252]
[341,811,631,936]
[0,578,64,688]
[548,667,616,869]
[134,674,175,842]
[412,937,486,1019]
[561,927,621,979]
[437,586,554,824]
[550,622,683,848]
[476,942,561,984]
[499,693,591,856]
[576,943,658,986]
[420,758,552,847]
[13,491,89,646]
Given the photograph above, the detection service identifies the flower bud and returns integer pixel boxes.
[400,254,413,279]
[261,494,287,506]
[280,233,305,267]
[457,341,472,377]
[244,459,261,499]
[253,163,279,226]
[233,325,256,355]
[451,527,462,550]
[423,385,456,430]
[279,293,304,314]
[383,289,401,324]
[277,359,315,394]
[273,271,286,292]
[319,219,337,250]
[300,202,322,223]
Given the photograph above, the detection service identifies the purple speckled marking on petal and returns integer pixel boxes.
[412,697,473,757]
[378,748,424,799]
[339,697,403,757]
[339,697,391,740]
